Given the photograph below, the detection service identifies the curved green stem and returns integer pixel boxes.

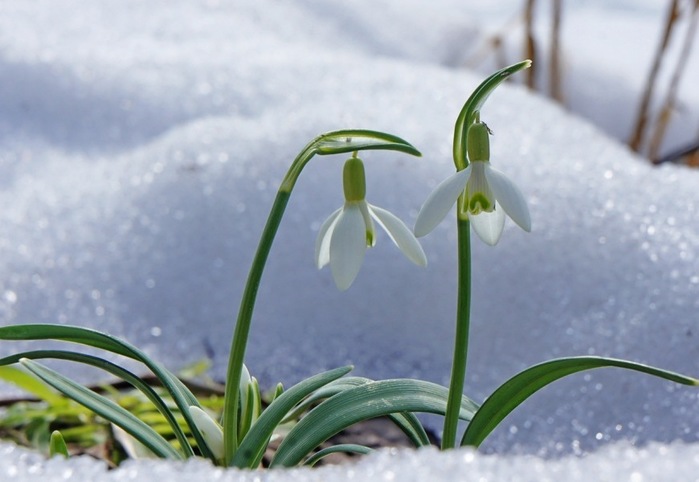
[222,130,420,465]
[222,190,291,464]
[441,212,472,449]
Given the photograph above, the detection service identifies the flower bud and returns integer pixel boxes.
[189,406,224,462]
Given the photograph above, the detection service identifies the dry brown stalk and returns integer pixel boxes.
[628,0,681,153]
[648,0,699,163]
[549,0,563,103]
[524,0,537,89]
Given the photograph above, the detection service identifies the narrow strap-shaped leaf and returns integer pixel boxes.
[0,350,193,456]
[283,377,373,422]
[271,379,478,467]
[388,412,431,447]
[19,358,182,459]
[238,379,261,441]
[304,444,373,467]
[460,356,699,447]
[285,376,430,448]
[0,365,66,405]
[231,366,352,469]
[0,324,213,460]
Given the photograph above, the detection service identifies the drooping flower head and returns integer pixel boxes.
[414,120,531,245]
[315,155,427,290]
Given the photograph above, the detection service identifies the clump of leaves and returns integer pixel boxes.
[0,362,225,466]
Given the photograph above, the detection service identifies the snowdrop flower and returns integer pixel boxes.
[414,121,531,245]
[315,155,427,290]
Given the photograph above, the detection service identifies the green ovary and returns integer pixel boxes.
[343,157,367,202]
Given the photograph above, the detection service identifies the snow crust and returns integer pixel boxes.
[1,0,699,479]
[3,442,699,482]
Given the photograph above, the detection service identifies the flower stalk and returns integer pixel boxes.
[435,60,532,450]
[222,130,420,465]
[441,215,471,449]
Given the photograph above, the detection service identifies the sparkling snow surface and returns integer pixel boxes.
[1,0,699,479]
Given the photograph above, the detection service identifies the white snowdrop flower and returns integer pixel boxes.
[315,155,427,291]
[188,406,224,462]
[414,121,531,245]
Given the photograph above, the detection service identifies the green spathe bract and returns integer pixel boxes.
[0,61,697,469]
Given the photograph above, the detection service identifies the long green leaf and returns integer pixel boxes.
[285,376,431,448]
[19,358,182,459]
[0,324,213,460]
[283,376,372,422]
[0,350,192,456]
[270,379,478,467]
[304,444,372,467]
[460,356,699,447]
[0,365,66,405]
[390,411,431,448]
[231,366,352,469]
[452,60,531,169]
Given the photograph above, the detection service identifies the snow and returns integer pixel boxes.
[3,441,699,482]
[1,0,699,479]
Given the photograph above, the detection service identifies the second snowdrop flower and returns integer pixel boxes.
[315,155,427,291]
[414,121,531,245]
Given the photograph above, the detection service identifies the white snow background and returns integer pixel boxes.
[1,0,699,479]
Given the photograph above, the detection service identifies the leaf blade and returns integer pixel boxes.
[271,379,478,467]
[460,356,699,447]
[19,358,182,460]
[304,444,372,467]
[0,324,212,460]
[231,366,353,469]
[0,349,193,456]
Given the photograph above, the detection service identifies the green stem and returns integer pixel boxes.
[441,212,472,449]
[221,130,420,466]
[222,139,316,465]
[222,190,291,464]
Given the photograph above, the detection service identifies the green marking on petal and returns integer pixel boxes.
[359,201,376,247]
[468,192,494,214]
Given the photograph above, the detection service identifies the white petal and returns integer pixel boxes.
[369,204,427,267]
[469,206,505,246]
[329,204,367,290]
[314,208,342,269]
[483,165,531,232]
[414,166,472,237]
[359,201,376,247]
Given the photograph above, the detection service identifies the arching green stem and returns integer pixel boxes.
[222,130,420,465]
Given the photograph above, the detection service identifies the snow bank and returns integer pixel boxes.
[3,441,699,482]
[1,1,698,477]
